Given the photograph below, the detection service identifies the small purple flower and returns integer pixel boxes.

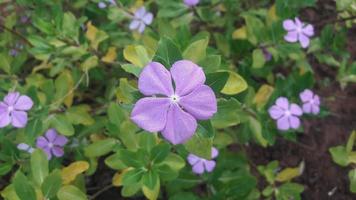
[36,129,68,160]
[0,92,33,128]
[184,0,200,6]
[9,49,19,57]
[98,0,116,8]
[129,7,153,33]
[131,60,217,145]
[283,17,314,48]
[262,48,272,61]
[17,143,34,153]
[299,89,320,114]
[187,147,218,174]
[268,97,303,131]
[98,2,107,8]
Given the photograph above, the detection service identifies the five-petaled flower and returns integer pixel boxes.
[129,7,153,33]
[300,89,320,114]
[268,97,303,131]
[283,17,314,48]
[187,147,219,174]
[36,129,68,160]
[184,0,200,7]
[130,60,217,145]
[0,92,33,128]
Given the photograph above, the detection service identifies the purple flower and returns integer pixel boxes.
[130,60,217,145]
[262,48,272,61]
[129,7,153,33]
[187,147,218,174]
[283,17,314,48]
[184,0,200,6]
[98,0,116,8]
[268,97,303,131]
[299,89,320,114]
[17,143,34,153]
[36,129,68,160]
[9,49,19,57]
[0,92,33,128]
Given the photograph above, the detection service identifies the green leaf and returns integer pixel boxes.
[212,98,245,129]
[31,149,49,186]
[117,121,139,150]
[248,117,268,147]
[50,114,75,136]
[329,146,349,166]
[80,56,98,72]
[57,185,87,200]
[252,49,266,68]
[0,163,12,176]
[84,138,117,157]
[62,12,79,42]
[142,170,159,190]
[153,37,182,68]
[205,71,229,93]
[105,152,127,170]
[123,45,151,67]
[107,103,126,125]
[142,178,160,200]
[13,171,37,200]
[346,131,356,153]
[161,153,185,171]
[25,119,43,143]
[41,170,62,199]
[184,133,213,159]
[0,53,11,74]
[116,149,145,168]
[349,169,356,193]
[183,37,209,63]
[121,168,145,186]
[242,14,265,45]
[276,183,304,200]
[150,143,171,164]
[66,105,95,125]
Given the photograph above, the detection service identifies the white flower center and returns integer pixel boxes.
[7,106,14,112]
[285,110,291,116]
[310,99,315,104]
[48,143,54,148]
[170,94,180,104]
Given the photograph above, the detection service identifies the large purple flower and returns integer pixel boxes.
[268,97,303,131]
[0,92,33,128]
[299,89,320,114]
[130,60,217,145]
[283,17,314,48]
[184,0,200,6]
[36,129,68,160]
[187,147,218,174]
[129,7,153,33]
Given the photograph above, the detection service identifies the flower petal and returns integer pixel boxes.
[290,104,302,116]
[53,135,68,146]
[299,89,313,102]
[294,17,303,28]
[142,12,153,25]
[284,31,298,43]
[41,147,52,160]
[134,7,146,18]
[302,24,314,37]
[138,22,146,33]
[314,95,320,105]
[184,0,200,6]
[312,105,320,114]
[179,85,217,120]
[131,97,170,132]
[45,129,58,142]
[52,147,64,157]
[204,160,216,172]
[0,103,11,128]
[276,97,289,110]
[211,147,219,159]
[161,104,197,145]
[129,19,140,30]
[170,60,205,96]
[192,161,205,174]
[299,33,310,48]
[11,111,27,128]
[283,19,296,31]
[4,92,20,106]
[302,103,312,113]
[138,62,174,96]
[36,136,49,148]
[14,95,33,111]
[187,154,200,165]
[268,105,284,120]
[289,116,301,129]
[277,116,290,130]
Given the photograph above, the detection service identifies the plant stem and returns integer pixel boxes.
[89,185,114,200]
[0,24,31,46]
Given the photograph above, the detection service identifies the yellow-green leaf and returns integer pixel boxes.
[85,22,108,50]
[182,37,209,63]
[101,47,117,63]
[142,179,160,200]
[123,45,151,67]
[232,26,247,40]
[267,5,278,25]
[276,161,305,182]
[81,56,98,72]
[61,161,90,184]
[57,185,87,200]
[221,71,248,95]
[112,169,130,187]
[253,84,274,109]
